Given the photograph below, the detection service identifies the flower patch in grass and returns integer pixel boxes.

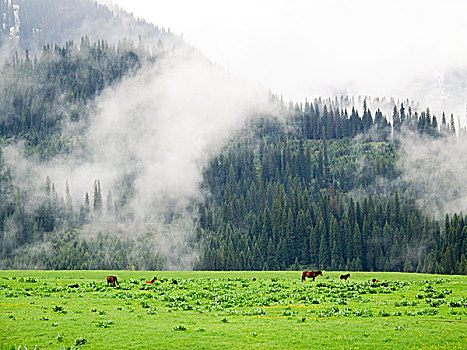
[147,308,157,315]
[95,320,114,328]
[74,336,87,346]
[52,305,66,313]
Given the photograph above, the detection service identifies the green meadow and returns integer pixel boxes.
[0,271,466,349]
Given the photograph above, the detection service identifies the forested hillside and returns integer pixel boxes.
[0,0,180,55]
[194,104,466,274]
[0,38,169,269]
[0,1,465,274]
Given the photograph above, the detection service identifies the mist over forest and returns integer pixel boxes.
[0,0,465,274]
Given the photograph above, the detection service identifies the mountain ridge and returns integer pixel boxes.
[0,0,183,58]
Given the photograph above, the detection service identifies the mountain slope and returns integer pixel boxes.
[0,0,181,56]
[0,0,465,274]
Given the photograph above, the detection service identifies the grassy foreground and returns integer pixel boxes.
[0,271,466,349]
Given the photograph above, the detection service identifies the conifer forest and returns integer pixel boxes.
[0,0,465,275]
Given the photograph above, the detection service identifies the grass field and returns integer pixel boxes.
[0,271,466,349]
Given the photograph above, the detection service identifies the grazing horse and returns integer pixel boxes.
[340,273,350,281]
[106,275,119,287]
[301,270,323,282]
[68,283,79,288]
[145,277,157,284]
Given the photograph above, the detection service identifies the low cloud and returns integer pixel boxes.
[398,130,467,218]
[4,48,272,269]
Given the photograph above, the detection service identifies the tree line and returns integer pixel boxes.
[0,35,464,273]
[194,120,466,274]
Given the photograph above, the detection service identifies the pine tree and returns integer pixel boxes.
[450,114,456,134]
[92,180,102,215]
[65,180,73,225]
[392,105,401,131]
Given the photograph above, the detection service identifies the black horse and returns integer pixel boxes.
[340,273,350,281]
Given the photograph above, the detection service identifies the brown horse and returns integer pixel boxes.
[340,273,350,281]
[106,275,119,286]
[301,270,323,282]
[145,277,157,284]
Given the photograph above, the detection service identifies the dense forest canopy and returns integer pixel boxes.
[0,0,465,274]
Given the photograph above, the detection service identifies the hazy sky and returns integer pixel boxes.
[105,0,467,102]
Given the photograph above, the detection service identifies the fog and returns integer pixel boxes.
[3,48,271,269]
[398,130,467,218]
[105,0,467,117]
[84,50,269,220]
[4,0,467,268]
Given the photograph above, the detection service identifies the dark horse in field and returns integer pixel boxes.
[301,270,323,282]
[340,273,350,281]
[145,277,157,284]
[106,275,119,286]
